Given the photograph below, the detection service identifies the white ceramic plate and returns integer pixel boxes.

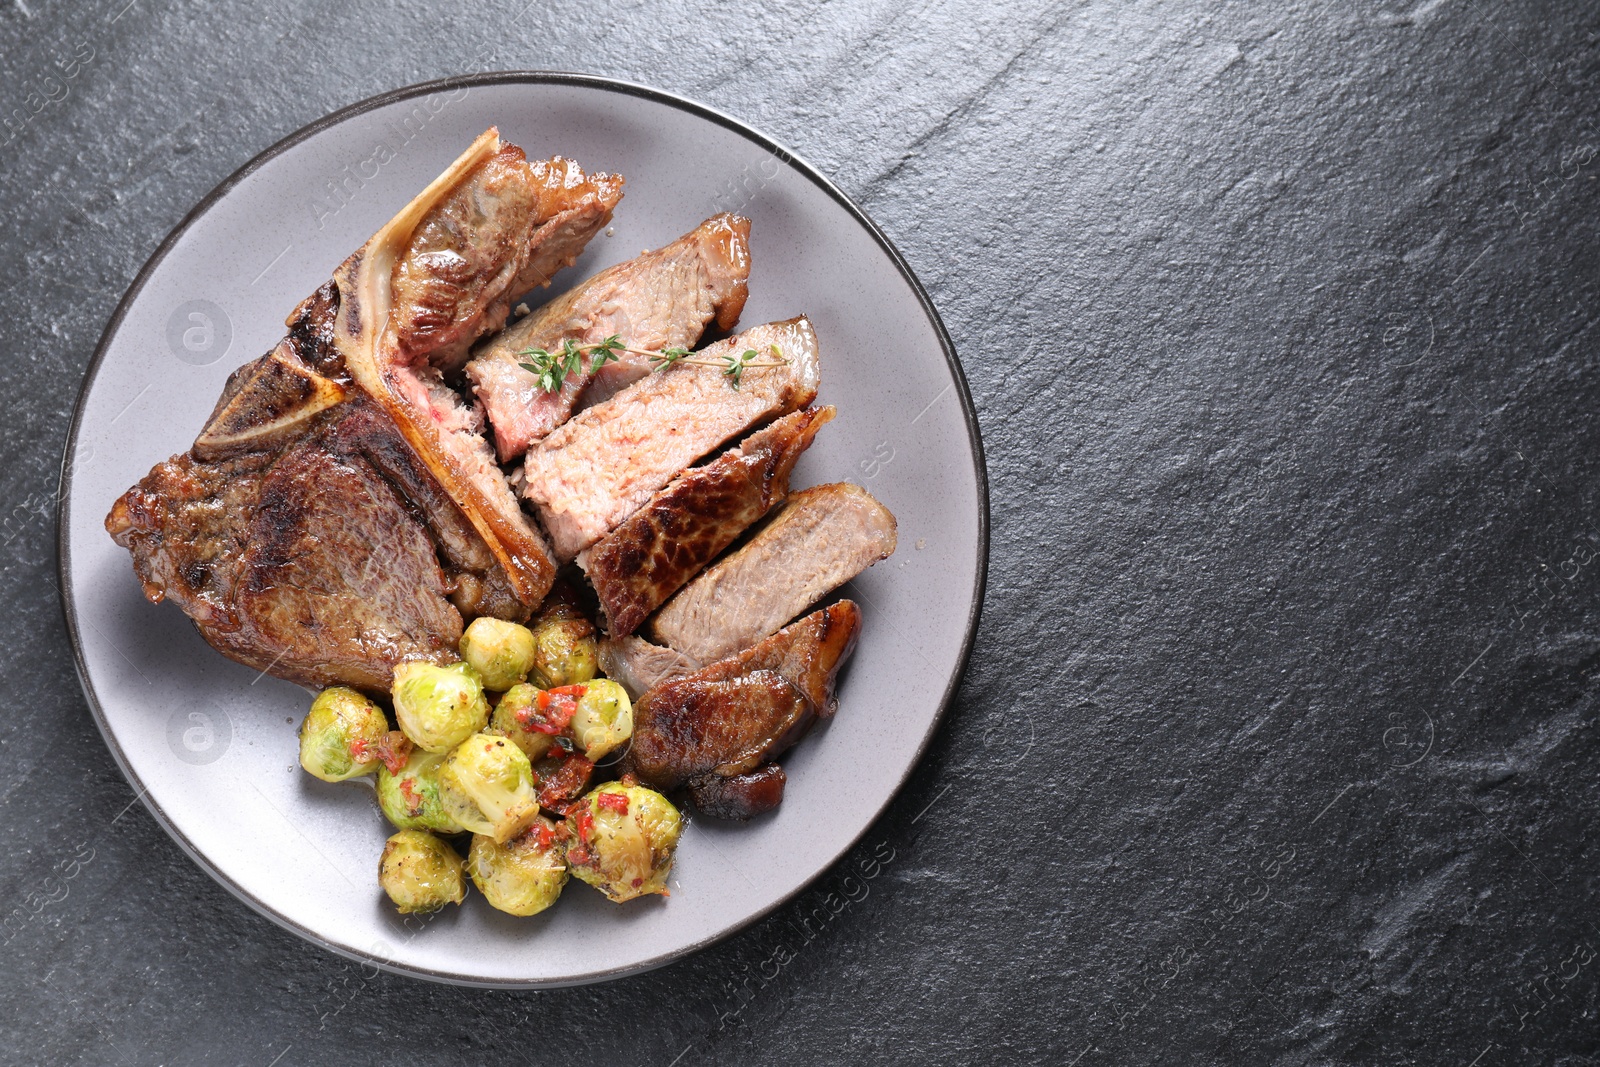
[59,73,987,987]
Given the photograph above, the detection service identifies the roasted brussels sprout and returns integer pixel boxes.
[569,679,633,761]
[459,617,538,691]
[392,661,489,753]
[376,750,464,834]
[529,599,598,689]
[378,830,465,914]
[438,733,542,843]
[567,783,681,902]
[299,687,390,782]
[467,818,568,916]
[489,684,555,763]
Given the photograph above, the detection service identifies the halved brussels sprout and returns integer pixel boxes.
[568,679,632,761]
[299,687,390,782]
[567,783,681,903]
[467,818,568,916]
[459,617,538,691]
[438,733,542,843]
[489,684,555,763]
[392,661,489,753]
[376,749,463,834]
[378,830,465,914]
[528,600,598,689]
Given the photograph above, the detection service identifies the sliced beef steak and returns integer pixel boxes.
[625,602,861,813]
[596,635,701,700]
[649,483,896,664]
[580,406,833,636]
[108,130,618,690]
[521,317,821,560]
[467,214,751,460]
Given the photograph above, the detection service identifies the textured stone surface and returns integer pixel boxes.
[4,0,1600,1062]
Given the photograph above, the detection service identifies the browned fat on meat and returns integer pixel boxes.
[648,483,896,664]
[107,130,621,691]
[625,602,862,812]
[580,406,835,636]
[520,317,821,561]
[467,214,752,461]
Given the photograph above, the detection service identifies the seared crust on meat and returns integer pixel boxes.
[581,406,833,636]
[625,601,861,797]
[687,765,786,821]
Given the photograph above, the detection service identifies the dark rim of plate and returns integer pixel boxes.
[56,71,991,989]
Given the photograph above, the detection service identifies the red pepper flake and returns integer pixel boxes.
[534,823,556,851]
[568,845,591,866]
[375,731,412,775]
[351,730,412,775]
[537,755,594,810]
[574,806,595,845]
[631,877,643,889]
[517,688,578,735]
[597,792,630,816]
[549,685,588,697]
[398,777,423,816]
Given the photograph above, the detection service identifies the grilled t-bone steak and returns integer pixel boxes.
[466,214,752,461]
[626,601,861,819]
[521,316,821,561]
[579,406,834,636]
[106,129,621,690]
[650,483,896,664]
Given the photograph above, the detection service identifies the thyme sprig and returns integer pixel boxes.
[516,335,786,393]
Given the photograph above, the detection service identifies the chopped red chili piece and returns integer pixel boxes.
[549,685,588,698]
[631,877,643,889]
[374,732,413,775]
[574,806,595,845]
[350,730,412,775]
[534,824,556,851]
[568,845,591,866]
[398,778,423,816]
[597,792,630,815]
[516,688,578,735]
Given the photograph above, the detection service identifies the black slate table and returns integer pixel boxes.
[5,1,1599,1063]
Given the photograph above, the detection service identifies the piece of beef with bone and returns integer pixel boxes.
[625,601,862,820]
[107,129,620,690]
[332,130,621,604]
[649,483,896,664]
[520,316,820,561]
[579,405,834,636]
[466,214,751,461]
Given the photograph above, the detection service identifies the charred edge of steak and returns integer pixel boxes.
[688,765,786,820]
[585,405,834,637]
[285,279,347,380]
[625,601,862,797]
